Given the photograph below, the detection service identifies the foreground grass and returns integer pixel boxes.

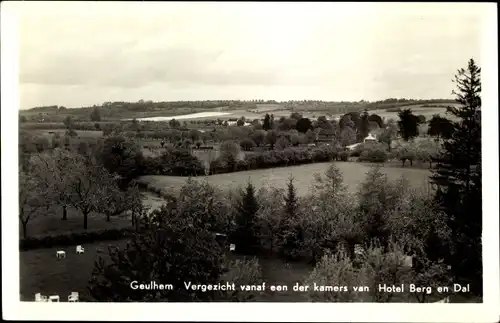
[20,243,478,303]
[19,241,312,302]
[20,239,129,302]
[138,162,433,197]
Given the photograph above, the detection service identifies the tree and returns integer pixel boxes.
[219,140,240,171]
[176,179,233,234]
[236,117,245,126]
[339,114,355,129]
[290,133,300,146]
[217,258,263,301]
[415,138,441,168]
[315,116,333,131]
[90,107,101,121]
[99,183,141,222]
[88,205,226,301]
[159,148,204,176]
[77,141,90,156]
[31,149,78,220]
[34,136,50,152]
[305,251,367,302]
[340,126,357,147]
[265,130,278,149]
[357,167,392,248]
[396,143,417,167]
[278,118,297,131]
[427,114,455,141]
[232,181,260,254]
[417,115,426,124]
[97,135,145,184]
[357,110,370,141]
[295,118,312,133]
[51,133,63,149]
[169,118,181,129]
[280,176,304,260]
[290,112,303,120]
[188,129,201,142]
[284,176,298,219]
[275,136,290,150]
[397,109,421,141]
[256,187,286,254]
[68,157,112,229]
[357,243,414,302]
[19,170,50,238]
[240,138,256,151]
[251,130,266,147]
[384,187,452,302]
[430,59,482,294]
[378,121,398,152]
[263,113,271,131]
[63,116,74,130]
[368,114,384,128]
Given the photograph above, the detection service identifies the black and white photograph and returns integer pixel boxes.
[2,1,498,322]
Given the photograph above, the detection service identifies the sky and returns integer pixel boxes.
[12,2,489,109]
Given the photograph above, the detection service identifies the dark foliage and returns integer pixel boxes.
[431,59,482,295]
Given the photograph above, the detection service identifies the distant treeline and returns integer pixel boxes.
[20,99,456,122]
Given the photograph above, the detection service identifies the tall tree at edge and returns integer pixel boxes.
[431,58,482,295]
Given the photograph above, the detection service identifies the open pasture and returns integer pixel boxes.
[359,103,461,121]
[138,161,433,197]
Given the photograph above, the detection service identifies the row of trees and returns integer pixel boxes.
[88,165,452,302]
[19,138,146,237]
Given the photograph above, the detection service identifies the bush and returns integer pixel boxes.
[359,149,388,163]
[338,151,349,161]
[240,138,256,151]
[144,149,205,176]
[217,258,263,301]
[19,227,135,251]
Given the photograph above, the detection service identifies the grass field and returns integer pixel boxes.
[138,161,433,197]
[131,103,460,123]
[19,237,313,302]
[20,239,130,302]
[21,242,475,302]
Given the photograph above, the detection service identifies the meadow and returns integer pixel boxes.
[138,161,434,197]
[19,236,313,302]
